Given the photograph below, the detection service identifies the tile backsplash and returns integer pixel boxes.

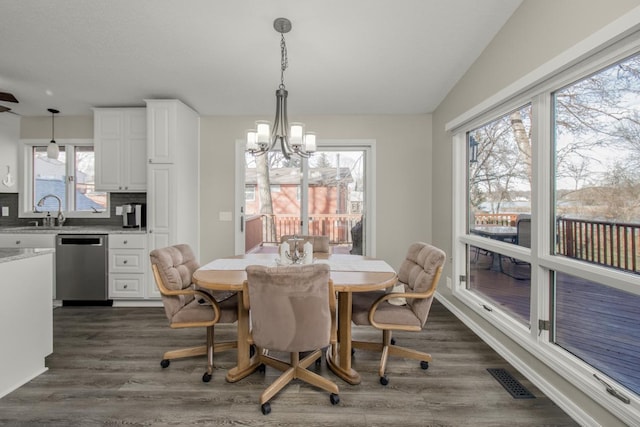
[0,192,146,227]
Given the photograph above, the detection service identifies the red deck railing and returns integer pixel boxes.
[473,214,640,275]
[245,214,362,248]
[557,217,640,274]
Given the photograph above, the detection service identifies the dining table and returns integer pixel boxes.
[192,252,398,385]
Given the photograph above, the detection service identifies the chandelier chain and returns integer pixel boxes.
[280,33,288,89]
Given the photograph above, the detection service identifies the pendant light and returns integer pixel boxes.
[47,108,60,160]
[246,17,316,159]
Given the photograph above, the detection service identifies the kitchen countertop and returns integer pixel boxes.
[0,248,55,264]
[0,226,147,234]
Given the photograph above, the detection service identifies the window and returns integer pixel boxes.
[467,105,532,325]
[245,185,255,201]
[551,52,640,397]
[21,139,109,218]
[452,32,640,417]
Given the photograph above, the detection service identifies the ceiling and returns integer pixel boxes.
[0,0,522,118]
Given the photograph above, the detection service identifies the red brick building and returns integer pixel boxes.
[245,167,353,215]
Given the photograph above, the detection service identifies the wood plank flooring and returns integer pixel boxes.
[0,300,579,426]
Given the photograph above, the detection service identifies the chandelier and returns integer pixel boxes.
[246,17,316,159]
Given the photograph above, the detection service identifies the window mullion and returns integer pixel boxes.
[65,145,75,212]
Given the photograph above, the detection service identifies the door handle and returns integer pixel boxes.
[240,215,244,232]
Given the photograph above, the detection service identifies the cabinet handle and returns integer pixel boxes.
[16,240,20,245]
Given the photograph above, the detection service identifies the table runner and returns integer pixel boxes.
[200,254,395,273]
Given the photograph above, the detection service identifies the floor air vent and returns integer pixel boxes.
[487,368,535,399]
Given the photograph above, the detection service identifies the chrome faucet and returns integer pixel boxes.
[37,194,65,226]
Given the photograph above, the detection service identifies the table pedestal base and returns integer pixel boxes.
[225,357,260,383]
[326,346,361,385]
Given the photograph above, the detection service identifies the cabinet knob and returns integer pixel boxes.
[16,240,20,245]
[123,284,128,289]
[123,240,128,244]
[123,260,128,264]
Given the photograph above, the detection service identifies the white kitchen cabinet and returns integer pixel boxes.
[0,234,56,248]
[94,108,147,192]
[0,233,56,298]
[0,251,53,398]
[108,234,146,299]
[145,100,200,299]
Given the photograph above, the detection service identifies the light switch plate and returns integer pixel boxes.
[219,211,232,221]
[1,206,8,216]
[115,206,123,215]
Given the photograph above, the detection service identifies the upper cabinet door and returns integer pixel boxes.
[94,108,147,192]
[94,109,124,191]
[146,100,175,164]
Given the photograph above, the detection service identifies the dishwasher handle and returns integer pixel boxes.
[57,235,105,246]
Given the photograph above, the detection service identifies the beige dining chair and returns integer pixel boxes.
[150,244,238,382]
[244,263,339,415]
[351,242,446,385]
[280,234,331,253]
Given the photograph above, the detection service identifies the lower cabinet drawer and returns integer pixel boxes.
[109,249,145,273]
[109,274,144,298]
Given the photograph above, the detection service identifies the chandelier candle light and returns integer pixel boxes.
[246,17,316,159]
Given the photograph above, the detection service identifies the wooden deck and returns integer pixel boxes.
[470,251,640,397]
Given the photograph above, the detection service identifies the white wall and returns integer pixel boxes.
[432,0,640,425]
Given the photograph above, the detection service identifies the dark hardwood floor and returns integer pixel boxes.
[0,300,579,426]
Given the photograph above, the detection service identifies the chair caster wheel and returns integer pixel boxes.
[391,338,396,345]
[315,357,322,367]
[250,344,256,358]
[258,364,266,373]
[160,359,170,368]
[330,393,340,405]
[420,361,429,370]
[202,372,212,382]
[351,348,355,356]
[261,402,271,415]
[380,375,389,386]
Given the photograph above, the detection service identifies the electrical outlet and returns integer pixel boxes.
[446,276,452,289]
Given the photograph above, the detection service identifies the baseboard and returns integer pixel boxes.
[112,300,163,308]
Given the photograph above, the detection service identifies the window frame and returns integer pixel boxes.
[449,31,640,422]
[19,138,110,219]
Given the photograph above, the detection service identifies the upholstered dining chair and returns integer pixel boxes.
[149,244,238,382]
[351,242,446,385]
[280,234,331,253]
[244,263,339,415]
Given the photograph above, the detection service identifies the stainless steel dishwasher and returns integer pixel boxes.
[56,234,109,303]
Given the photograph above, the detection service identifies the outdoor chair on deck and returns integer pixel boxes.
[500,215,531,279]
[244,263,339,415]
[149,244,238,382]
[351,242,445,385]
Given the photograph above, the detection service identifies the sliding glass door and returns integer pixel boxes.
[237,141,373,256]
